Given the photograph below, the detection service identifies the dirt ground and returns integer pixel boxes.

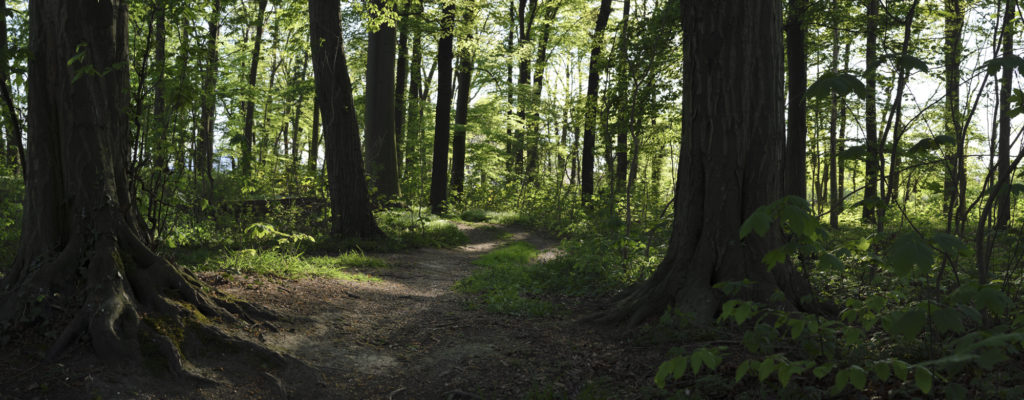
[0,224,668,399]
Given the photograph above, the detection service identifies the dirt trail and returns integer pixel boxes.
[0,224,664,399]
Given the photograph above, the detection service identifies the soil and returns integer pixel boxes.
[0,224,668,399]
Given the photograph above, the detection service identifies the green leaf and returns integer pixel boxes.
[914,366,933,394]
[897,54,930,72]
[933,307,965,334]
[807,71,868,99]
[885,233,935,276]
[813,363,834,379]
[931,232,969,257]
[977,347,1010,370]
[982,54,1024,75]
[838,145,869,161]
[847,365,867,390]
[758,357,776,382]
[976,286,1010,314]
[740,209,772,238]
[831,368,850,394]
[891,309,927,339]
[778,363,793,388]
[873,361,891,382]
[817,253,844,270]
[945,383,968,400]
[735,359,753,383]
[790,319,806,339]
[892,360,909,381]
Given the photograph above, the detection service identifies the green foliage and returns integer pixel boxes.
[455,242,555,316]
[187,249,385,282]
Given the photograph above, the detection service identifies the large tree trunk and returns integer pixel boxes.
[580,0,613,204]
[364,0,401,201]
[784,0,807,201]
[862,0,880,224]
[450,55,473,195]
[309,0,384,238]
[197,0,220,193]
[0,0,279,374]
[241,0,268,177]
[600,0,815,325]
[429,3,456,215]
[996,0,1014,229]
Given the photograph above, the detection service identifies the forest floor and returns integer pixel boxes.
[0,223,667,399]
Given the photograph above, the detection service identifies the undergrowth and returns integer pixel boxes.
[187,249,386,282]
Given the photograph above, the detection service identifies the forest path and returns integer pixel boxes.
[209,223,661,399]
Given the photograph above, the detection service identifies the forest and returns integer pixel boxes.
[1,0,1024,398]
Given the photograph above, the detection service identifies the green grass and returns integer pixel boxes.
[455,241,556,316]
[187,249,386,282]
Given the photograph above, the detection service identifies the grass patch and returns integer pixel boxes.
[455,241,555,317]
[187,249,386,282]
[460,208,488,222]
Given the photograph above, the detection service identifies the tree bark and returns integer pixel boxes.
[429,3,456,214]
[599,0,815,325]
[996,0,1014,229]
[0,0,22,179]
[828,5,840,229]
[451,55,473,195]
[197,0,220,193]
[404,33,423,174]
[613,0,631,190]
[862,0,880,224]
[943,0,966,234]
[1,0,278,372]
[309,0,384,238]
[785,0,807,201]
[241,0,268,177]
[395,21,409,178]
[364,0,401,200]
[581,0,613,204]
[308,95,320,172]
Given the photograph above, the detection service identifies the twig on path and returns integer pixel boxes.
[444,389,484,399]
[388,386,406,399]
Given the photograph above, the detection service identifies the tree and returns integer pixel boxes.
[197,0,220,192]
[395,16,410,178]
[0,0,270,370]
[241,0,269,177]
[430,1,456,215]
[996,0,1014,229]
[784,0,807,201]
[862,0,880,224]
[309,0,384,238]
[364,0,402,201]
[600,0,815,324]
[451,55,474,195]
[580,0,612,204]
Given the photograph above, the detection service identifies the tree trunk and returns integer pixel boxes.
[997,0,1014,229]
[785,0,807,201]
[0,0,23,180]
[879,0,919,232]
[241,0,268,177]
[451,55,473,195]
[197,0,220,192]
[828,5,840,229]
[364,0,401,201]
[862,0,880,224]
[152,0,168,170]
[291,52,308,173]
[613,0,631,190]
[309,0,384,238]
[395,21,409,178]
[308,95,320,172]
[430,3,456,214]
[404,33,423,175]
[599,0,815,325]
[581,0,613,204]
[0,0,278,373]
[943,0,965,234]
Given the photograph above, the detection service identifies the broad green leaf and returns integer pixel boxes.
[977,347,1010,370]
[976,286,1010,314]
[885,233,934,276]
[817,253,844,270]
[807,71,868,99]
[758,358,776,382]
[735,359,753,382]
[892,360,909,380]
[891,309,927,339]
[933,307,964,334]
[847,365,867,390]
[790,319,806,339]
[740,209,772,238]
[813,363,834,378]
[873,361,891,382]
[914,366,933,394]
[778,363,793,388]
[931,232,969,257]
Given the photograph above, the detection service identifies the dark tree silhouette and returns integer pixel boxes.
[600,0,815,324]
[309,0,384,238]
[429,2,456,215]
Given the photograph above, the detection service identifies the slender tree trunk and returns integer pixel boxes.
[879,0,919,232]
[526,2,558,183]
[785,0,807,200]
[291,52,308,171]
[395,21,409,178]
[308,96,320,172]
[152,0,167,170]
[197,0,220,191]
[241,0,268,177]
[404,33,423,174]
[828,7,840,228]
[516,0,538,177]
[581,0,613,204]
[450,56,473,195]
[862,0,880,223]
[309,0,383,238]
[429,3,456,214]
[364,0,401,200]
[944,0,964,234]
[600,0,816,325]
[613,0,631,190]
[0,0,24,180]
[997,0,1014,228]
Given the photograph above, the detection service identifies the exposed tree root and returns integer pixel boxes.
[0,218,293,382]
